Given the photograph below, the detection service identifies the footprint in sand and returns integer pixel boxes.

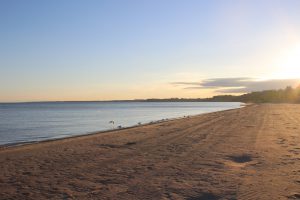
[224,154,256,168]
[287,193,300,199]
[228,154,252,163]
[187,192,220,200]
[288,149,300,155]
[277,138,286,145]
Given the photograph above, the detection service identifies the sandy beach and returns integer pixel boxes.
[0,104,299,200]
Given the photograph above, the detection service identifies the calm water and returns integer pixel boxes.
[0,102,242,146]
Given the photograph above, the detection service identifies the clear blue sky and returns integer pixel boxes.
[1,0,300,102]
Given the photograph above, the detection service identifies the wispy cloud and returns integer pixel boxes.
[171,82,202,86]
[171,78,300,93]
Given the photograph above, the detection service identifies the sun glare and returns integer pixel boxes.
[273,44,300,79]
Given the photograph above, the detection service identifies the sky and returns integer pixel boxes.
[1,0,300,102]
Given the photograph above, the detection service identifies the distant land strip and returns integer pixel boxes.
[1,85,300,104]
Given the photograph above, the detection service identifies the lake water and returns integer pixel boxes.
[0,102,242,146]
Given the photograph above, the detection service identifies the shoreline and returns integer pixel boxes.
[0,105,244,149]
[1,104,298,199]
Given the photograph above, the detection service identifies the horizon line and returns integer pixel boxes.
[0,96,236,104]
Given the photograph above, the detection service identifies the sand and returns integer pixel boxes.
[0,104,300,200]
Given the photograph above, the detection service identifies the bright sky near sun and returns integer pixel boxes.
[1,0,300,102]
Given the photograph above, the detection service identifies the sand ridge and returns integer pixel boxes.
[0,104,300,199]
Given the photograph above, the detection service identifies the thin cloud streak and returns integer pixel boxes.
[172,78,300,93]
[171,82,202,86]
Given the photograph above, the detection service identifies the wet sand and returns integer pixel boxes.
[0,104,299,200]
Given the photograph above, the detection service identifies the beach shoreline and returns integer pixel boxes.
[1,104,299,199]
[0,105,244,149]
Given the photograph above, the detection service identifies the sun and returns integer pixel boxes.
[272,44,300,79]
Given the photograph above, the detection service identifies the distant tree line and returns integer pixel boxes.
[140,86,300,103]
[235,86,300,103]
